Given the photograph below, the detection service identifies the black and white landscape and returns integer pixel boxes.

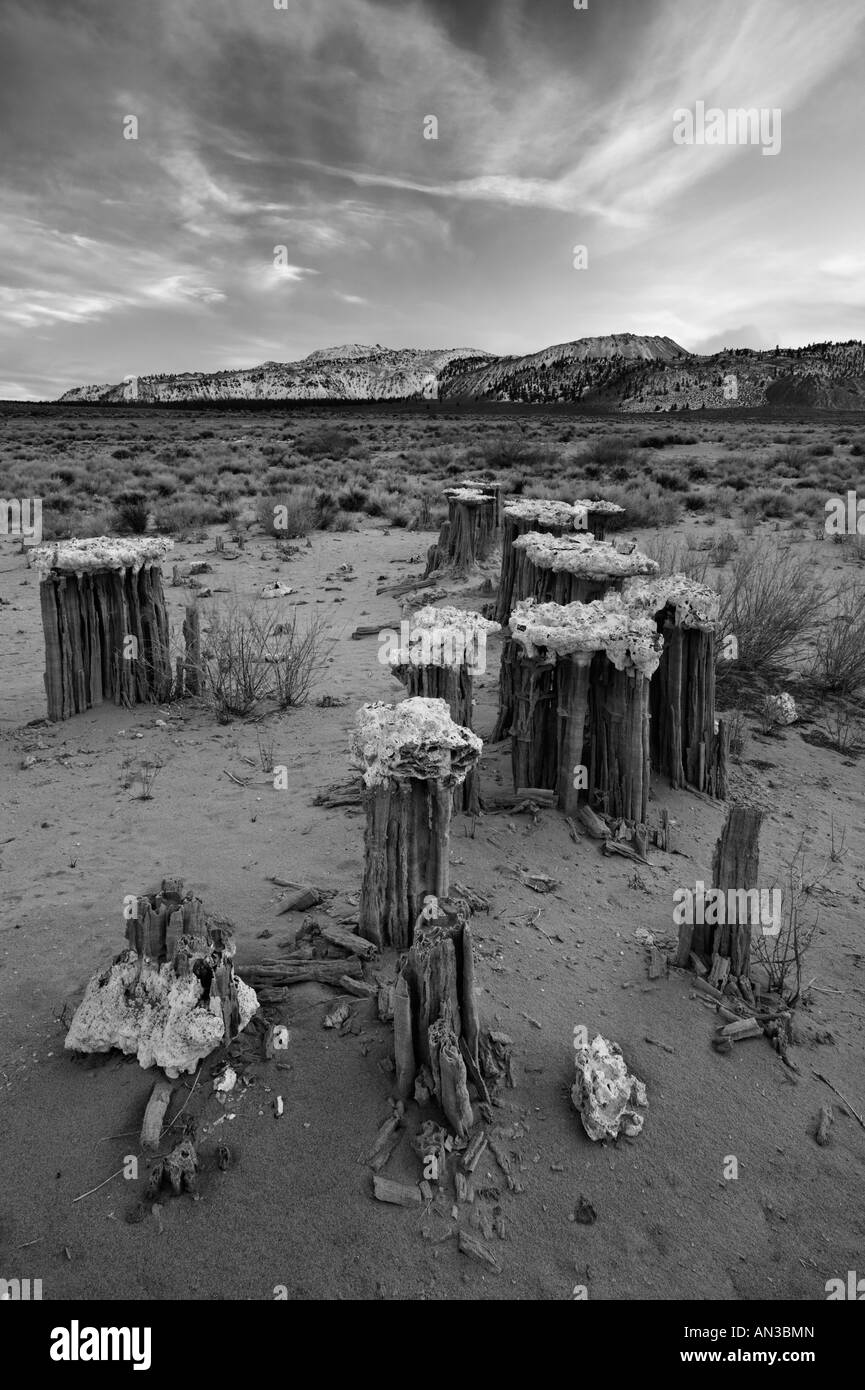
[1,0,864,1343]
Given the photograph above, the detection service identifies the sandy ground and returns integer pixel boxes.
[1,520,864,1301]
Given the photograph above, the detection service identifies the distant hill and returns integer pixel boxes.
[59,336,865,410]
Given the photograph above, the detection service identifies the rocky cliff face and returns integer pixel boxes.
[59,345,492,403]
[59,337,865,410]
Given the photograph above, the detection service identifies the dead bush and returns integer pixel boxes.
[717,543,830,672]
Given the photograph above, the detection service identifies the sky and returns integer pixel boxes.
[0,0,863,399]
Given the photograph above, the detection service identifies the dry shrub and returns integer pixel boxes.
[257,488,317,538]
[717,542,830,671]
[200,603,329,721]
[809,582,865,695]
[641,534,713,583]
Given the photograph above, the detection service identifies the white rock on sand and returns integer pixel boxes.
[571,1034,648,1141]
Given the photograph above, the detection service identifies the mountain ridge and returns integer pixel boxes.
[59,335,865,410]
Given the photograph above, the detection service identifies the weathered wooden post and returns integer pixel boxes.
[352,698,482,949]
[494,499,584,626]
[29,536,174,720]
[624,574,726,796]
[423,486,498,578]
[677,806,764,995]
[513,531,658,607]
[395,895,484,1135]
[707,805,763,982]
[387,606,499,815]
[508,594,663,820]
[572,497,625,541]
[458,477,505,529]
[182,604,201,697]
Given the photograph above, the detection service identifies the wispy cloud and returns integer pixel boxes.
[0,0,862,397]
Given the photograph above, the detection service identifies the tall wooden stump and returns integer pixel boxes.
[182,604,201,697]
[509,595,662,821]
[388,607,499,815]
[30,537,174,720]
[395,896,483,1135]
[424,487,497,578]
[625,575,724,797]
[572,498,625,542]
[352,698,482,949]
[494,500,585,626]
[509,647,559,791]
[460,477,505,530]
[513,530,658,609]
[706,804,763,977]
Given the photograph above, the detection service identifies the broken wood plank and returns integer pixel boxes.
[691,976,724,1001]
[240,957,362,987]
[375,575,439,598]
[277,886,326,914]
[461,1130,488,1174]
[578,805,609,839]
[140,1075,174,1153]
[719,1017,763,1040]
[458,1229,502,1273]
[319,923,378,960]
[313,783,363,808]
[339,976,378,998]
[372,1175,422,1206]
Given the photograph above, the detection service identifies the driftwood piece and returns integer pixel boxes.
[240,957,362,988]
[462,1130,488,1173]
[140,1075,174,1152]
[718,1017,763,1040]
[458,1229,502,1273]
[319,923,378,960]
[313,783,363,808]
[372,1176,421,1206]
[578,805,609,839]
[340,976,378,998]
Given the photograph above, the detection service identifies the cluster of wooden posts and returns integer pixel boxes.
[30,538,202,719]
[492,504,729,807]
